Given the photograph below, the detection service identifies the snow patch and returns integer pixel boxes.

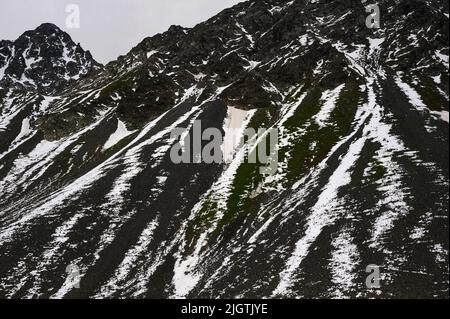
[146,50,158,58]
[12,118,31,144]
[222,106,253,164]
[40,96,59,113]
[368,38,385,57]
[103,119,134,150]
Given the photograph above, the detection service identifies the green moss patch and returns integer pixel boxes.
[281,82,361,185]
[182,81,362,251]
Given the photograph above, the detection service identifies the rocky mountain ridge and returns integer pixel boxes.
[0,0,448,298]
[0,23,100,94]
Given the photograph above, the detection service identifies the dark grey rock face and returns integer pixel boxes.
[0,0,448,299]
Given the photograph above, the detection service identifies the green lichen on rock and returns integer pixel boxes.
[283,81,362,185]
[184,200,219,254]
[221,106,279,226]
[183,106,278,250]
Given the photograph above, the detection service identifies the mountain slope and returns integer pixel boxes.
[0,0,448,298]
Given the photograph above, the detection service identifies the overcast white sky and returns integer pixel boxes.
[0,0,245,63]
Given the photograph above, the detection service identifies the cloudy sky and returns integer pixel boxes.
[0,0,245,63]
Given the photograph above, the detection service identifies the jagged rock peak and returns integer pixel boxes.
[0,23,101,93]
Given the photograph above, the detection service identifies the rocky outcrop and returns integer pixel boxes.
[0,23,101,94]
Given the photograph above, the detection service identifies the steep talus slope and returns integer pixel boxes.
[0,0,448,298]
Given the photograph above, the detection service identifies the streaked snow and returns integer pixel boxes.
[395,77,427,110]
[273,132,366,296]
[395,76,449,123]
[314,84,345,127]
[94,217,159,298]
[329,230,359,298]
